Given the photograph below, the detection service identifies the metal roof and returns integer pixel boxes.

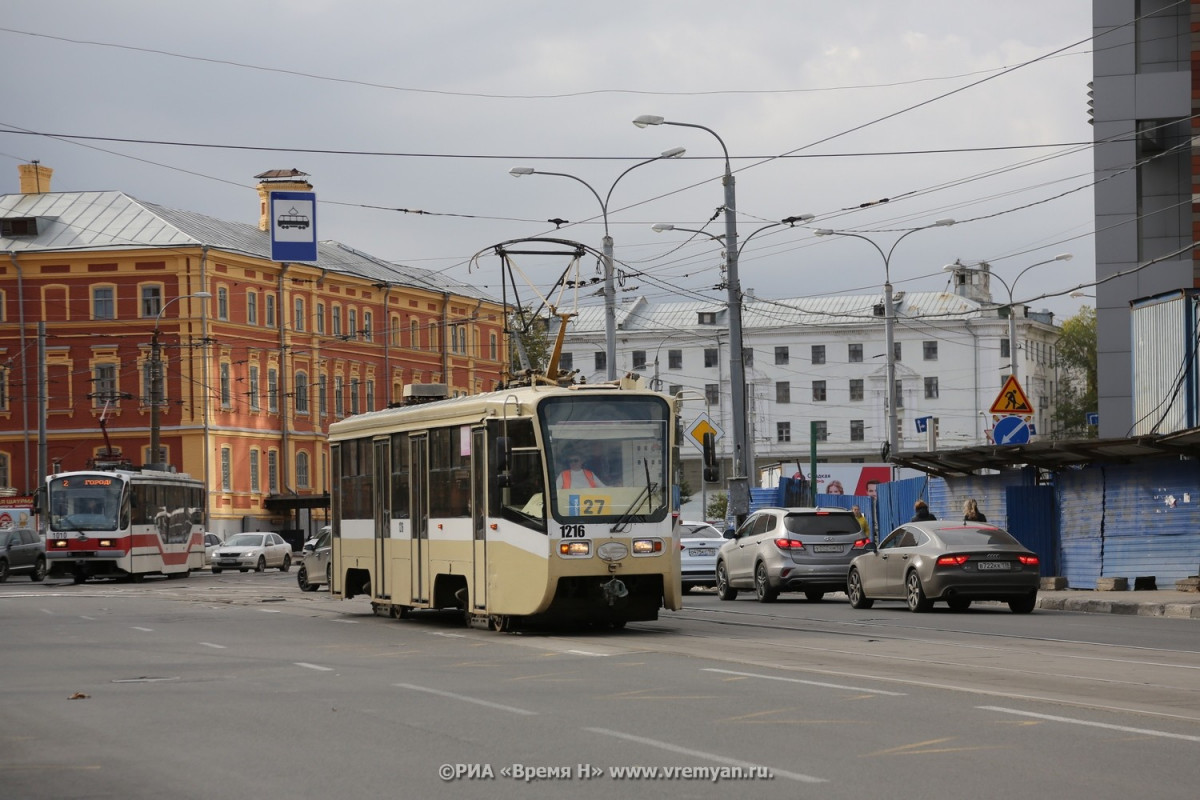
[891,428,1200,478]
[0,190,497,302]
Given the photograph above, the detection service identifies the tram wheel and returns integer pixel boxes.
[489,615,512,632]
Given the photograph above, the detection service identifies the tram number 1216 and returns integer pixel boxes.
[560,525,587,538]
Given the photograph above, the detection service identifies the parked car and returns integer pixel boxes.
[210,532,292,574]
[845,520,1040,613]
[0,528,47,582]
[302,524,331,552]
[678,521,724,592]
[201,532,222,567]
[716,507,870,603]
[296,527,332,592]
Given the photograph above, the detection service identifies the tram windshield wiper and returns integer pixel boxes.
[610,459,657,533]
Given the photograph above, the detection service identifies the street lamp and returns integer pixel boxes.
[814,220,955,460]
[635,114,761,520]
[149,291,211,469]
[942,254,1072,381]
[508,146,685,381]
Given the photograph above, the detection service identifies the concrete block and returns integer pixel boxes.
[1096,577,1129,591]
[1175,577,1200,593]
[1040,577,1069,590]
[1132,576,1157,591]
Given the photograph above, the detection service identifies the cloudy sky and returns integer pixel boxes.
[2,1,1096,318]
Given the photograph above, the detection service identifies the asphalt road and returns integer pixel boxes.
[2,571,1197,799]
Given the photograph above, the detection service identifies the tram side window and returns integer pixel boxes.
[390,432,410,520]
[487,419,545,527]
[340,438,374,519]
[429,427,469,518]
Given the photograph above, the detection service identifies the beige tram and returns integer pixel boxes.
[327,377,683,630]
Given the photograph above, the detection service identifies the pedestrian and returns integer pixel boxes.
[851,504,869,536]
[911,499,937,522]
[962,498,987,523]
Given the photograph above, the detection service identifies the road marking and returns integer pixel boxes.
[199,642,226,649]
[131,626,154,632]
[394,683,537,716]
[703,668,907,696]
[979,706,1200,742]
[585,727,826,783]
[295,662,334,672]
[566,650,609,657]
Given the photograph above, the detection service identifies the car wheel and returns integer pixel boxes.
[255,556,266,573]
[804,590,824,602]
[947,597,972,612]
[0,558,9,583]
[715,562,738,601]
[297,566,316,592]
[847,568,874,609]
[754,562,778,603]
[1008,595,1036,614]
[211,567,222,574]
[905,570,933,612]
[279,554,291,573]
[31,557,47,582]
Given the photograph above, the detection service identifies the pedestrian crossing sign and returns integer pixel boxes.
[989,375,1034,415]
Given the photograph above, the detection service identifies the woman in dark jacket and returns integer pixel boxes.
[911,500,937,522]
[962,498,987,523]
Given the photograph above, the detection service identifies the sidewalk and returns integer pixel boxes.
[1035,587,1200,619]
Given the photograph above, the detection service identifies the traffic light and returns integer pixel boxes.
[702,432,719,483]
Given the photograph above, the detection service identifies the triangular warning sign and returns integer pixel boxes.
[989,375,1034,414]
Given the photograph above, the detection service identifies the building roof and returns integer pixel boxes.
[0,190,497,303]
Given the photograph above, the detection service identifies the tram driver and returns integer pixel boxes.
[556,450,606,489]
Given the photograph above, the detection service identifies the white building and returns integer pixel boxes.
[558,283,1060,490]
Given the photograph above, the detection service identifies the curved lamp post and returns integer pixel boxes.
[508,146,685,380]
[943,254,1072,381]
[814,221,955,460]
[150,291,211,468]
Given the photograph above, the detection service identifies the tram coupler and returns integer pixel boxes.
[601,577,628,605]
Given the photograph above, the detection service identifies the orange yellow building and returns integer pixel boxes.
[0,164,507,539]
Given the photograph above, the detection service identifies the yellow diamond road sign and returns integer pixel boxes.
[687,413,724,451]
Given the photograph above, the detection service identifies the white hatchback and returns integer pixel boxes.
[678,521,724,592]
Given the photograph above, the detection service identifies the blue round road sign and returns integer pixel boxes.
[992,415,1031,445]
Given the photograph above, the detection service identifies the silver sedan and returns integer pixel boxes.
[846,520,1040,613]
[210,532,292,574]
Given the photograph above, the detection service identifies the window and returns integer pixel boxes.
[893,341,902,361]
[141,361,154,405]
[295,371,309,413]
[1000,338,1010,358]
[776,382,790,403]
[332,306,343,337]
[777,422,791,443]
[632,350,646,370]
[668,349,682,369]
[334,377,344,418]
[812,380,827,402]
[220,363,231,407]
[924,377,939,399]
[704,348,719,368]
[668,384,682,396]
[267,368,278,413]
[248,366,260,411]
[849,379,864,401]
[93,364,118,405]
[265,294,276,327]
[0,453,9,489]
[698,311,717,325]
[489,332,498,361]
[705,384,720,406]
[894,380,904,408]
[365,379,375,412]
[348,309,358,340]
[923,341,938,360]
[594,352,606,372]
[93,287,115,320]
[560,352,573,371]
[811,345,825,365]
[363,311,373,342]
[217,287,229,320]
[221,447,231,492]
[315,302,325,334]
[409,319,419,349]
[848,343,863,363]
[250,450,260,493]
[0,367,7,411]
[296,451,310,489]
[774,346,789,365]
[318,374,328,417]
[294,297,305,332]
[350,378,360,415]
[268,451,279,494]
[850,420,864,441]
[247,291,258,325]
[813,421,828,442]
[141,286,162,318]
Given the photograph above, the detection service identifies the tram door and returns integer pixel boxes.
[471,427,487,611]
[372,439,391,600]
[409,434,429,604]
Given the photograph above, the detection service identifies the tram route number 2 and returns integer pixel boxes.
[560,525,586,538]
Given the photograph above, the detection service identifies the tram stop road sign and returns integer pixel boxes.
[686,413,724,452]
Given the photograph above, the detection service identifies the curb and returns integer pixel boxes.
[1036,595,1200,619]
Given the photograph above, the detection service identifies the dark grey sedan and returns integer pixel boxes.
[846,521,1040,613]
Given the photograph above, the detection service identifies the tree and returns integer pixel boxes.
[1053,306,1097,438]
[706,491,728,524]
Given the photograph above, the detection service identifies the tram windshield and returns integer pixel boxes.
[47,474,123,532]
[541,395,671,523]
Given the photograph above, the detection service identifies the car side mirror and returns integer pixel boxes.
[303,543,315,553]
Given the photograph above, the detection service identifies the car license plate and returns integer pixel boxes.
[689,548,716,557]
[977,561,1011,570]
[813,544,842,553]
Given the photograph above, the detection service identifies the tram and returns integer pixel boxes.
[327,376,683,630]
[39,468,206,583]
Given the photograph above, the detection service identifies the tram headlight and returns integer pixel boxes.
[632,538,663,555]
[53,539,69,549]
[559,541,591,557]
[98,539,114,548]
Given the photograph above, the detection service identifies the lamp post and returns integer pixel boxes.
[814,221,955,460]
[508,146,685,381]
[150,291,211,468]
[635,115,762,520]
[943,254,1072,381]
